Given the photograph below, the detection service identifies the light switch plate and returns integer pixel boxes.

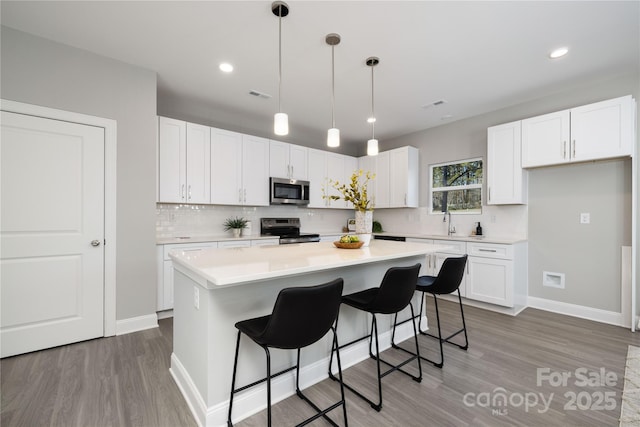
[580,213,590,224]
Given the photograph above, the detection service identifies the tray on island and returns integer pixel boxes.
[333,241,365,249]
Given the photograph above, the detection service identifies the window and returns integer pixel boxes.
[430,158,483,214]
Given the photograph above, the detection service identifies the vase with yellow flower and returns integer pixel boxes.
[323,169,375,246]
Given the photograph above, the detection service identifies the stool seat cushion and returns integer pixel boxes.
[341,288,379,311]
[416,275,436,290]
[235,315,271,343]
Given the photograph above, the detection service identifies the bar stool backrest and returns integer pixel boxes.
[258,278,344,349]
[369,263,421,314]
[429,255,468,295]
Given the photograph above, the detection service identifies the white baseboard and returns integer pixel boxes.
[115,313,158,335]
[170,321,417,427]
[157,309,174,320]
[527,296,625,327]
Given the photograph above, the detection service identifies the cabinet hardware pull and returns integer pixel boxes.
[188,185,192,200]
[563,141,567,159]
[478,248,497,252]
[183,248,203,252]
[488,187,491,202]
[181,184,186,200]
[572,139,576,158]
[244,188,247,203]
[238,188,242,203]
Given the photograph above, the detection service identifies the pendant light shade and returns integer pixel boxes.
[326,33,341,148]
[366,56,380,156]
[274,112,289,136]
[327,128,340,147]
[367,139,379,156]
[272,2,289,136]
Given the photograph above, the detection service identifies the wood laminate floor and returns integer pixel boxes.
[2,299,639,426]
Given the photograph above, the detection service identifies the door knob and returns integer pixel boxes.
[91,240,102,247]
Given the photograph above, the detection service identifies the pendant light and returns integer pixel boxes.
[366,57,379,156]
[326,33,341,148]
[272,1,289,136]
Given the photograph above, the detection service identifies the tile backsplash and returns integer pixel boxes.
[156,204,352,238]
[156,203,527,240]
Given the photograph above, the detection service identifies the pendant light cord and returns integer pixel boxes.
[331,44,336,128]
[278,8,282,114]
[371,64,375,140]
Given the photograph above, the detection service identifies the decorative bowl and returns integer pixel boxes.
[333,241,365,249]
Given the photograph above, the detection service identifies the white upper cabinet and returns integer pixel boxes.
[307,149,357,209]
[158,117,210,204]
[211,129,269,206]
[487,121,527,205]
[307,148,328,208]
[269,140,308,180]
[389,146,419,208]
[522,95,634,168]
[358,148,414,209]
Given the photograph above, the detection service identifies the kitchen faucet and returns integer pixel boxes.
[444,211,456,236]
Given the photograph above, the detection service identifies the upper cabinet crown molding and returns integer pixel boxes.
[521,95,635,169]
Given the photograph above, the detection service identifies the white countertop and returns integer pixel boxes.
[169,240,448,288]
[156,234,279,245]
[374,232,527,244]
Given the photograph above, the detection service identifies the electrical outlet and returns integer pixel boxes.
[580,213,590,224]
[193,286,200,309]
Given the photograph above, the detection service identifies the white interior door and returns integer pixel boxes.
[1,111,105,358]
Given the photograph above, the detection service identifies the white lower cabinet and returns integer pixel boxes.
[158,242,218,311]
[157,238,279,310]
[405,238,527,308]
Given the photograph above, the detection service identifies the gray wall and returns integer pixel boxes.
[1,27,158,321]
[385,72,639,313]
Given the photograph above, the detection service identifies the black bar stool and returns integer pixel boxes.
[227,278,348,427]
[328,264,422,411]
[392,255,468,368]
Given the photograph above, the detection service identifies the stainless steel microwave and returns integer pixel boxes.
[270,177,310,205]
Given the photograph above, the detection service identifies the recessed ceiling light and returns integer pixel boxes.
[549,47,569,59]
[219,63,234,72]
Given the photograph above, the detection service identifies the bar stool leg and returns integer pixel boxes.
[227,330,242,426]
[265,348,272,427]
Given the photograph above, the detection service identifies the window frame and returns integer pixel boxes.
[429,157,483,215]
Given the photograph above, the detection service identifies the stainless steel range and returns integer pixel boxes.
[260,218,320,244]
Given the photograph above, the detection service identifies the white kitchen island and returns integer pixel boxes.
[169,240,447,427]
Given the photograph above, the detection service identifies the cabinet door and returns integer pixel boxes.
[269,140,290,179]
[487,121,527,205]
[343,156,358,209]
[326,152,346,208]
[158,117,186,203]
[185,123,211,204]
[211,128,243,205]
[570,95,634,162]
[405,238,435,276]
[466,256,513,307]
[521,110,570,168]
[289,144,308,180]
[307,148,328,208]
[218,240,251,248]
[242,135,270,206]
[375,151,391,208]
[434,252,467,297]
[389,147,418,207]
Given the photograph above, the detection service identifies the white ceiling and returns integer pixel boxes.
[2,1,638,154]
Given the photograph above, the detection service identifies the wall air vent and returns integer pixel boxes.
[422,99,448,109]
[249,90,272,99]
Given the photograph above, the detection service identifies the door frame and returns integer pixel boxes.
[1,99,117,336]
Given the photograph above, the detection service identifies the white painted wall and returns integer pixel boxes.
[383,72,639,314]
[1,27,158,321]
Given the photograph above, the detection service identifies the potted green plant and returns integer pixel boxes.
[224,216,248,238]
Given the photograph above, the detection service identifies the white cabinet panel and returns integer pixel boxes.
[466,257,513,307]
[218,240,251,249]
[521,95,634,169]
[389,146,419,208]
[487,121,527,205]
[251,239,280,247]
[158,117,211,204]
[211,130,269,206]
[307,148,328,208]
[269,140,308,180]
